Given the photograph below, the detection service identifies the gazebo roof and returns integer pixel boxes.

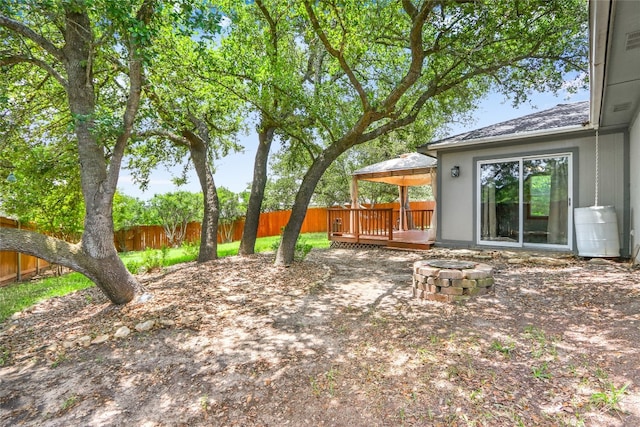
[352,152,437,186]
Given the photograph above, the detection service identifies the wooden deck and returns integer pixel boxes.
[327,208,434,250]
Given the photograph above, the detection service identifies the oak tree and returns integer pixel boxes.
[273,0,587,265]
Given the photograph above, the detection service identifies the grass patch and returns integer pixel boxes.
[590,382,629,413]
[0,273,94,323]
[218,232,330,258]
[0,233,330,323]
[490,339,515,357]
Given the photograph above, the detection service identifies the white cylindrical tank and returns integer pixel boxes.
[574,206,620,257]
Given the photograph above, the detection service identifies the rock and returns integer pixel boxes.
[588,258,611,265]
[114,326,131,338]
[158,318,176,327]
[449,249,474,255]
[62,341,75,349]
[135,320,155,332]
[535,257,569,266]
[225,295,246,305]
[91,334,110,345]
[185,315,199,324]
[47,343,58,352]
[136,293,153,303]
[501,251,523,259]
[77,336,91,347]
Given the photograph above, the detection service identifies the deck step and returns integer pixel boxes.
[386,241,432,250]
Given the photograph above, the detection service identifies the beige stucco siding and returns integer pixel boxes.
[438,131,626,248]
[438,154,475,241]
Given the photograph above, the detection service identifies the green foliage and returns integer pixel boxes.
[60,394,79,412]
[218,187,245,242]
[531,362,552,380]
[0,143,84,241]
[181,239,201,259]
[113,192,146,232]
[146,192,203,247]
[124,260,142,274]
[262,174,300,212]
[490,339,515,358]
[0,346,10,366]
[590,382,629,413]
[271,235,313,262]
[119,246,198,271]
[140,247,168,272]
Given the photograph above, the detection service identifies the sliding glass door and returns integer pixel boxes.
[480,160,520,245]
[478,154,572,249]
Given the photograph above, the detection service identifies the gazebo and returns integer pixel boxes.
[328,153,437,249]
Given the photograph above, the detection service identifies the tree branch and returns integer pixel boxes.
[0,14,65,62]
[0,227,89,275]
[302,0,371,112]
[0,54,68,89]
[378,1,435,116]
[136,129,190,147]
[106,0,156,192]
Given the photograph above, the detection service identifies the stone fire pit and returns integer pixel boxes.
[412,259,494,303]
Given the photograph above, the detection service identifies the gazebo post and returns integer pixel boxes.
[398,185,409,231]
[427,169,438,241]
[350,176,359,237]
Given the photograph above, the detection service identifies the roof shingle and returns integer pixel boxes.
[421,101,590,150]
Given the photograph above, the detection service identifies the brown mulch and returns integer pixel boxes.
[1,247,639,426]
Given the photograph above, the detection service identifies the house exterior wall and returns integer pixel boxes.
[629,109,640,261]
[436,130,627,254]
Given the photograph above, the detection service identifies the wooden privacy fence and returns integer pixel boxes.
[113,206,332,252]
[0,217,50,285]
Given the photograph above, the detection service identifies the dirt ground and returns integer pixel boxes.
[1,246,640,426]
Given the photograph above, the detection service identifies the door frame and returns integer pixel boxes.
[476,152,573,250]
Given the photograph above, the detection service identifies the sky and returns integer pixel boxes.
[117,86,590,200]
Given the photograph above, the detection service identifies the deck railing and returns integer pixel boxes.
[328,208,434,243]
[328,208,394,241]
[392,209,434,231]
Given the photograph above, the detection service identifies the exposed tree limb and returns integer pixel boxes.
[0,14,65,62]
[0,55,68,89]
[106,0,156,194]
[302,0,371,112]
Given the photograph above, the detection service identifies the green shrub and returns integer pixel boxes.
[125,260,142,274]
[141,247,165,272]
[271,236,313,261]
[181,239,200,259]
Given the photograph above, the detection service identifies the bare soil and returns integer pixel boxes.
[1,247,640,426]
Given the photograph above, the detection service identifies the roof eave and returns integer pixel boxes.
[589,0,612,129]
[419,124,589,156]
[354,166,436,181]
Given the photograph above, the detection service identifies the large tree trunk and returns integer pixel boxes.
[62,8,138,303]
[0,228,138,304]
[275,143,345,266]
[239,123,275,255]
[0,5,150,305]
[185,131,219,262]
